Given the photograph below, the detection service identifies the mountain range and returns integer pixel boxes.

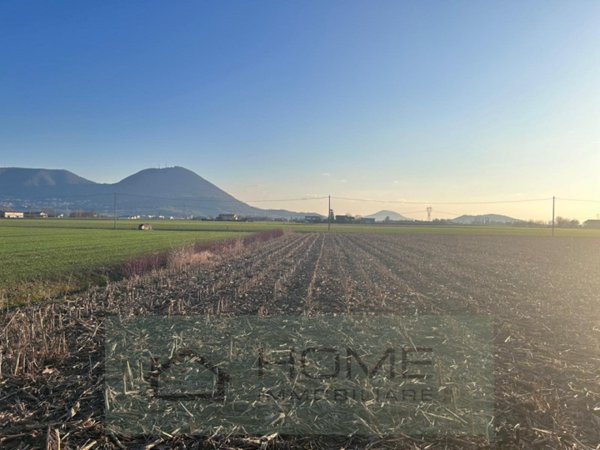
[363,210,523,224]
[0,167,315,219]
[0,167,526,223]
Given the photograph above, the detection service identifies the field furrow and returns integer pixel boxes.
[1,231,599,448]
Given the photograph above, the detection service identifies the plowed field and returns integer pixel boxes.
[1,232,599,448]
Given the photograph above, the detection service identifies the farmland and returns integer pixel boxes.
[3,217,600,236]
[1,231,599,448]
[5,218,599,305]
[3,218,600,306]
[0,221,250,305]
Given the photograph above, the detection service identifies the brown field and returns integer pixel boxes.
[1,232,599,448]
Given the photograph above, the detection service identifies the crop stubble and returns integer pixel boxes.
[1,232,599,448]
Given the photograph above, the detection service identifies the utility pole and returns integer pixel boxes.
[551,196,555,237]
[113,192,117,230]
[328,195,331,232]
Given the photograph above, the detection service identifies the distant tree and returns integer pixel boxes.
[555,216,580,228]
[523,219,545,227]
[70,210,98,218]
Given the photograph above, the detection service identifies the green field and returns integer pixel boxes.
[0,226,248,284]
[0,220,251,305]
[1,218,599,305]
[2,217,600,236]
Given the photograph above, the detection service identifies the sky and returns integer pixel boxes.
[1,1,599,220]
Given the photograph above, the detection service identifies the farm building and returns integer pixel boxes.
[583,219,600,228]
[335,215,355,223]
[23,211,48,218]
[304,215,322,223]
[1,211,24,219]
[216,213,239,221]
[355,217,376,224]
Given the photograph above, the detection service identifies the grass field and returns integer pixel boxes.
[1,218,599,305]
[2,217,600,235]
[0,226,249,283]
[0,221,250,305]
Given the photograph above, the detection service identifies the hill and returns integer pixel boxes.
[0,167,94,195]
[365,210,413,222]
[451,214,523,225]
[0,166,312,219]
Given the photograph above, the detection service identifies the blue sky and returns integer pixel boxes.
[1,1,599,219]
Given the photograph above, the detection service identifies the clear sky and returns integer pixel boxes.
[1,1,599,220]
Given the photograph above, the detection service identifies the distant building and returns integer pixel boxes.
[23,211,48,219]
[335,215,355,224]
[216,213,239,221]
[304,215,322,223]
[355,217,375,224]
[2,211,24,219]
[584,219,600,228]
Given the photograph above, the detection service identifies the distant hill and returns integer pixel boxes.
[0,167,94,195]
[365,210,413,222]
[109,167,258,216]
[0,166,315,219]
[451,214,523,225]
[114,167,234,200]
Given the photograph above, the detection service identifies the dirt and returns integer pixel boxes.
[1,232,599,449]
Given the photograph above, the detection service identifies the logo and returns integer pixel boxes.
[105,315,494,437]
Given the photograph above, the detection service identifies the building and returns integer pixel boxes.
[355,217,376,224]
[584,219,600,228]
[304,215,322,223]
[24,211,48,219]
[1,211,24,219]
[335,215,355,224]
[216,213,239,221]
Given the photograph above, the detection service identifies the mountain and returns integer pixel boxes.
[0,167,94,195]
[0,166,312,219]
[365,210,413,222]
[451,214,523,225]
[114,167,235,200]
[109,167,259,217]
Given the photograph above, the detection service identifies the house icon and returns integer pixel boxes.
[146,348,230,401]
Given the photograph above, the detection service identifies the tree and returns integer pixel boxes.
[555,216,580,228]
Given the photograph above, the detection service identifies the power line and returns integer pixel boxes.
[246,196,329,203]
[391,210,429,215]
[433,210,463,216]
[4,191,596,205]
[331,196,552,205]
[556,197,600,204]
